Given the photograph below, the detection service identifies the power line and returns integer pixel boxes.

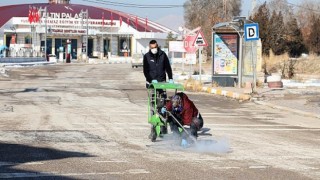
[286,2,320,14]
[256,0,320,14]
[93,0,183,7]
[82,0,184,9]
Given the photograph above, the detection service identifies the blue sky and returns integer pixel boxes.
[0,0,304,30]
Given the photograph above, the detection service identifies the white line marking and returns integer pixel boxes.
[210,128,320,131]
[24,162,44,165]
[96,160,128,163]
[0,162,44,166]
[114,114,145,116]
[113,122,149,125]
[0,162,15,166]
[109,111,147,113]
[127,169,150,174]
[201,113,238,115]
[72,123,102,125]
[211,167,241,169]
[0,169,150,178]
[205,124,291,127]
[249,165,269,169]
[65,128,107,130]
[113,127,149,130]
[202,115,246,118]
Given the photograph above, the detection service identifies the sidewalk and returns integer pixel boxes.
[182,80,320,119]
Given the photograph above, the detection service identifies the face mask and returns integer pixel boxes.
[173,106,183,113]
[151,48,158,54]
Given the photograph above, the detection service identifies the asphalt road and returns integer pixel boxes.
[0,64,319,180]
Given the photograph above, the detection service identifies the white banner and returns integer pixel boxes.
[169,41,186,52]
[12,17,118,28]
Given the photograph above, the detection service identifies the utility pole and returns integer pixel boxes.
[39,6,47,59]
[251,0,256,15]
[223,0,227,20]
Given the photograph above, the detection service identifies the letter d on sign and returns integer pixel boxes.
[249,28,255,37]
[244,23,259,41]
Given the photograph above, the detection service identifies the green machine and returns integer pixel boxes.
[147,82,184,142]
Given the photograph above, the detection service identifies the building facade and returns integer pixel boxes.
[0,0,175,60]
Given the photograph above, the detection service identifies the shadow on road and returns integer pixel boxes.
[0,142,94,179]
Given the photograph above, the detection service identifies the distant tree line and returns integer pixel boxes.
[183,0,320,58]
[251,0,320,57]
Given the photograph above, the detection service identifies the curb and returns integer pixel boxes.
[108,61,131,64]
[254,101,320,119]
[184,83,251,101]
[202,86,251,101]
[1,62,55,67]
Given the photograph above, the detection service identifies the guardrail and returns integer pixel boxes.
[0,57,47,63]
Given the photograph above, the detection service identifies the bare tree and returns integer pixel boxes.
[268,0,293,23]
[295,0,320,52]
[184,0,241,56]
[308,16,320,55]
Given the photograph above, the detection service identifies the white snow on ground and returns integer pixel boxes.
[174,73,320,88]
[173,73,212,82]
[282,79,320,88]
[0,66,8,77]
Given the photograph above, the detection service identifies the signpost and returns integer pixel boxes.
[192,30,208,82]
[244,23,259,92]
[182,27,208,80]
[183,33,196,78]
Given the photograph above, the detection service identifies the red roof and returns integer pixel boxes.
[0,3,170,33]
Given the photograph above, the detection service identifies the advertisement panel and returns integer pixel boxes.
[213,33,239,76]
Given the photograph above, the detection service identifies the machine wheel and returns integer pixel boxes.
[160,125,168,135]
[149,126,157,142]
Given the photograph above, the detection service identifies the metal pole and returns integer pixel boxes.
[45,7,47,60]
[101,30,103,59]
[182,59,184,74]
[86,9,89,60]
[252,40,257,92]
[238,35,243,88]
[199,46,203,83]
[189,58,192,78]
[171,51,174,71]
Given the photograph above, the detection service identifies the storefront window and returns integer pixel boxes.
[25,35,32,44]
[118,36,131,57]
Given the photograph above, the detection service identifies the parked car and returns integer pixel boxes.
[131,53,143,68]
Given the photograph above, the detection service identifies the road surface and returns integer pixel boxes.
[0,64,319,179]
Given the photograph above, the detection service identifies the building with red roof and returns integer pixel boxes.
[0,0,175,60]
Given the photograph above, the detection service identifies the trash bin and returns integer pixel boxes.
[267,73,283,88]
[48,54,57,63]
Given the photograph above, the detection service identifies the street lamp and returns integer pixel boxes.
[80,9,89,61]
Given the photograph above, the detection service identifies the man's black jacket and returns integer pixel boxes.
[143,48,173,83]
